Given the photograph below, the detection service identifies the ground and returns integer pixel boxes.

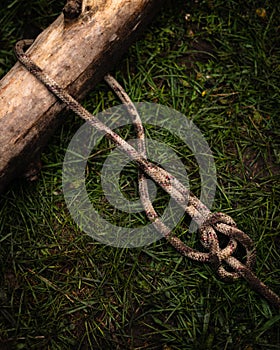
[0,0,279,349]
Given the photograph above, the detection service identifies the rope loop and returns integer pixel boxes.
[14,39,280,308]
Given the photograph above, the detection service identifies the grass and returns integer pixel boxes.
[0,0,280,349]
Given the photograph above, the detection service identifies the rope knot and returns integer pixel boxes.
[199,212,256,281]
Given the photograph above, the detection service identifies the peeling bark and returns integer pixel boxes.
[0,0,164,193]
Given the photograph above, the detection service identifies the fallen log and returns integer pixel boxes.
[0,0,164,193]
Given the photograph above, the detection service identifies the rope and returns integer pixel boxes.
[14,39,280,308]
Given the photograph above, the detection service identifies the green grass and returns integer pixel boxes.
[1,0,280,349]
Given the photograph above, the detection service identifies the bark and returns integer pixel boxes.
[0,0,164,193]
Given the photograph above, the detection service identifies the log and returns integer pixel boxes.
[0,0,164,193]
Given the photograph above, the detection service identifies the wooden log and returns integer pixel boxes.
[0,0,164,193]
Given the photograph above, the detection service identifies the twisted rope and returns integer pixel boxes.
[15,39,280,308]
